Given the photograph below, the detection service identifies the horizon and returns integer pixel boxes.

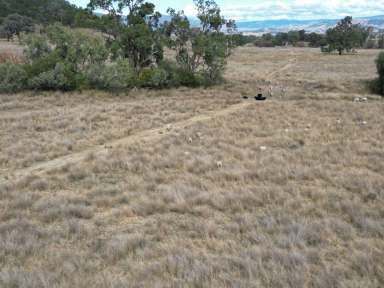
[69,0,384,21]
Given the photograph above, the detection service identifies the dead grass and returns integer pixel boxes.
[0,40,25,64]
[0,45,383,287]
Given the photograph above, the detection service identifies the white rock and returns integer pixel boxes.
[354,96,368,103]
[260,146,267,151]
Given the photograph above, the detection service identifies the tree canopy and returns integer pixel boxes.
[326,16,369,55]
[1,14,34,41]
[88,0,163,70]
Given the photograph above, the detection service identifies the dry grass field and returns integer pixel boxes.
[0,45,383,287]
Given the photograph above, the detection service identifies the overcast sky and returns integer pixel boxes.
[69,0,384,21]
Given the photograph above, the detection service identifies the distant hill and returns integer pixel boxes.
[161,15,384,34]
[0,0,86,25]
[233,15,384,34]
[96,12,384,35]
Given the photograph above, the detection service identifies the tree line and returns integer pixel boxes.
[0,0,240,93]
[254,30,326,48]
[252,16,374,54]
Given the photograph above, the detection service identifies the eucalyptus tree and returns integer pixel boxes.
[164,0,236,84]
[87,0,163,70]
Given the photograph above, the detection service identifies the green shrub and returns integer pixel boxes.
[21,24,109,92]
[376,52,384,96]
[86,59,135,90]
[28,63,84,91]
[0,62,27,93]
[174,68,204,87]
[45,24,109,71]
[138,67,169,88]
[22,34,51,61]
[157,61,180,87]
[24,52,61,79]
[157,61,204,88]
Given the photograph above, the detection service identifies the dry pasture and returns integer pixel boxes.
[0,46,383,287]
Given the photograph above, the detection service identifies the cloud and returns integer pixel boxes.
[184,0,384,21]
[183,4,197,16]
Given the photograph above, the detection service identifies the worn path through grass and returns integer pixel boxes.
[0,51,298,186]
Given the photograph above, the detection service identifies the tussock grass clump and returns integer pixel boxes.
[0,219,47,259]
[34,197,93,223]
[94,233,147,262]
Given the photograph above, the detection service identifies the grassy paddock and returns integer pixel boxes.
[0,46,383,287]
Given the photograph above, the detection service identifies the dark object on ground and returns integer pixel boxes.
[243,95,249,99]
[255,93,267,101]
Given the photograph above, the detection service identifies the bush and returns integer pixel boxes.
[22,34,51,61]
[376,52,384,96]
[138,67,169,88]
[158,61,204,88]
[45,24,109,71]
[21,25,109,91]
[174,68,204,87]
[24,52,61,79]
[0,62,27,93]
[157,61,180,87]
[22,24,109,92]
[369,52,384,96]
[28,63,84,91]
[86,59,135,90]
